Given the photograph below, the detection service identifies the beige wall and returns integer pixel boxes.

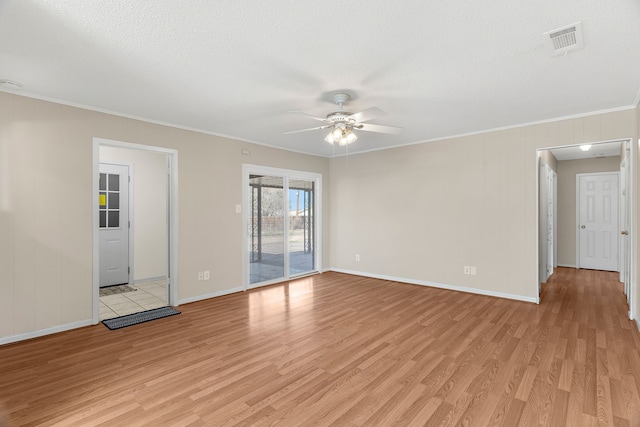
[330,109,637,302]
[0,92,330,341]
[556,156,621,267]
[1,89,638,342]
[100,146,168,281]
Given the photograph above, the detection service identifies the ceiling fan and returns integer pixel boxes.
[284,93,402,145]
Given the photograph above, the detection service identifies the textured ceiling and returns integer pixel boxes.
[1,1,640,157]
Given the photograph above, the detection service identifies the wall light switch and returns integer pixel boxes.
[204,271,210,280]
[470,266,477,275]
[235,204,241,213]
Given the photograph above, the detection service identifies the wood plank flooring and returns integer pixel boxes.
[1,268,639,426]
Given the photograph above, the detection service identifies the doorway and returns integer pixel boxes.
[243,165,321,289]
[538,138,634,320]
[92,138,179,324]
[576,172,619,271]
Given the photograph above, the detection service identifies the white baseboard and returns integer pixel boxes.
[329,268,539,304]
[636,318,640,333]
[178,286,244,305]
[133,276,167,284]
[0,319,95,346]
[557,264,577,268]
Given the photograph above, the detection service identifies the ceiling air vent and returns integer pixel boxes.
[545,22,584,56]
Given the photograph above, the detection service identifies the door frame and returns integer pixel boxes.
[575,171,620,270]
[621,141,635,320]
[242,164,322,290]
[92,138,179,324]
[536,138,634,320]
[99,161,134,287]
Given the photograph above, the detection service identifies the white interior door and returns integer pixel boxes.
[619,156,631,304]
[99,163,130,287]
[539,160,555,284]
[620,158,628,285]
[546,167,554,279]
[539,161,548,285]
[578,173,619,271]
[553,171,558,269]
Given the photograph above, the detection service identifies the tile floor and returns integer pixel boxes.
[99,279,168,321]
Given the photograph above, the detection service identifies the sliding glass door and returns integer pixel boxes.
[288,179,314,276]
[244,166,321,288]
[248,174,285,283]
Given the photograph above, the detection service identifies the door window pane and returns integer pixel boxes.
[108,192,120,209]
[289,179,314,275]
[100,173,122,228]
[108,211,120,228]
[108,174,120,191]
[249,175,284,284]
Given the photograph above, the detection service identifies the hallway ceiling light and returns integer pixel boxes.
[580,144,592,151]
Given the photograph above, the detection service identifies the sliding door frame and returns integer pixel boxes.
[242,164,322,290]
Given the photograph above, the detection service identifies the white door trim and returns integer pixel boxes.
[92,138,179,325]
[575,171,620,270]
[553,170,558,269]
[627,140,635,320]
[620,156,628,284]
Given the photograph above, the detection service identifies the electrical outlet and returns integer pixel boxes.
[198,272,204,280]
[464,266,470,275]
[355,254,360,262]
[204,270,210,280]
[470,266,477,275]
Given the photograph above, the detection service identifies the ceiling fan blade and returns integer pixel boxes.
[348,107,387,123]
[288,111,330,123]
[355,123,403,134]
[284,125,333,135]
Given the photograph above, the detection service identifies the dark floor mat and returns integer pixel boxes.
[102,307,180,330]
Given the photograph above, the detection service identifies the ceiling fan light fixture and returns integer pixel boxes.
[324,132,336,144]
[331,126,343,140]
[346,129,357,144]
[336,128,357,146]
[287,92,401,146]
[325,124,357,145]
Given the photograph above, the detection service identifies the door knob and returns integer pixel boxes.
[580,225,586,229]
[621,230,629,235]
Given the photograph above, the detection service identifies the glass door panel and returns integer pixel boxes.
[288,179,314,276]
[249,175,285,284]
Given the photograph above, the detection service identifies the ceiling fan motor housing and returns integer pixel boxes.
[326,111,354,125]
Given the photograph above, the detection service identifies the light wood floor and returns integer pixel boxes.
[1,268,640,426]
